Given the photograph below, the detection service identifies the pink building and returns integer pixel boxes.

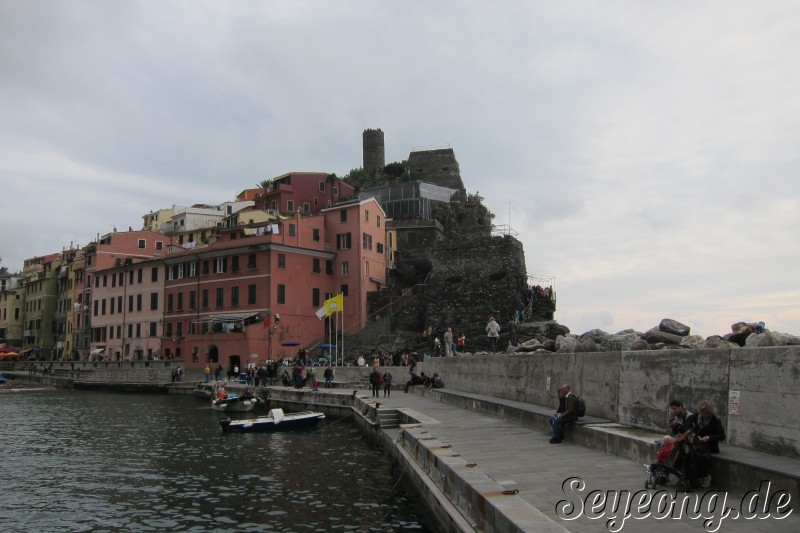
[253,172,356,215]
[161,197,386,374]
[89,258,164,361]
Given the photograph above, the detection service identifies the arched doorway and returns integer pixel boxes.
[207,345,219,364]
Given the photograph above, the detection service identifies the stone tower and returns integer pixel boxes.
[362,128,385,175]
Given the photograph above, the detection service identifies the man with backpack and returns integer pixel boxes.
[549,383,578,444]
[369,368,382,398]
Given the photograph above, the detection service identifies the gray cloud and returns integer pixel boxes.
[1,0,798,338]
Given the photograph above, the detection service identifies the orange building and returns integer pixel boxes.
[161,197,386,373]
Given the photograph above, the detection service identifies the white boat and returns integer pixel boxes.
[219,408,325,432]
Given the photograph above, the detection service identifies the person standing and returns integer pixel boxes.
[457,333,466,353]
[443,328,453,357]
[383,369,393,397]
[507,319,517,347]
[486,316,501,353]
[203,364,212,383]
[549,384,578,444]
[369,367,381,398]
[324,365,334,388]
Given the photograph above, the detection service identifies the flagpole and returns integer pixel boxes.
[340,293,344,367]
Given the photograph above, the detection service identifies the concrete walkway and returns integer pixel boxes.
[361,387,800,533]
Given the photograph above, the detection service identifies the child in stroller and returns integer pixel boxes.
[645,431,707,490]
[644,435,675,488]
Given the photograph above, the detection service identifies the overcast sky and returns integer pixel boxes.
[1,1,797,338]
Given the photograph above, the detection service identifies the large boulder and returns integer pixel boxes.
[629,339,651,351]
[659,318,690,337]
[704,336,739,349]
[642,327,683,345]
[680,335,706,349]
[603,329,638,351]
[555,335,577,353]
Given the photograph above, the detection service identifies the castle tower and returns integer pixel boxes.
[362,128,385,174]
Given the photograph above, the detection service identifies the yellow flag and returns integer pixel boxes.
[324,293,343,316]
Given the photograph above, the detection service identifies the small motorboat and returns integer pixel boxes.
[194,383,216,400]
[219,408,325,432]
[210,392,259,412]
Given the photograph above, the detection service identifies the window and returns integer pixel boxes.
[215,258,227,274]
[271,200,277,211]
[341,284,348,297]
[248,254,256,269]
[231,256,239,271]
[166,323,172,338]
[167,294,174,312]
[177,292,183,311]
[336,232,352,250]
[364,260,369,275]
[138,239,146,249]
[202,261,209,275]
[118,272,124,286]
[319,181,325,192]
[129,323,133,338]
[362,233,373,250]
[312,258,321,273]
[231,286,239,306]
[118,296,122,312]
[202,289,209,309]
[112,275,116,288]
[176,264,184,279]
[342,261,349,276]
[101,299,106,315]
[136,323,141,338]
[248,284,257,305]
[377,242,384,254]
[312,288,320,307]
[151,267,158,282]
[377,215,381,228]
[313,228,320,241]
[189,291,196,310]
[278,253,286,269]
[333,186,338,195]
[289,224,296,237]
[103,275,107,287]
[150,293,158,310]
[326,260,333,275]
[215,288,224,308]
[277,284,286,304]
[340,210,347,223]
[365,210,369,222]
[189,262,197,277]
[110,298,115,315]
[150,322,157,337]
[287,200,294,212]
[156,241,163,251]
[136,294,142,311]
[128,295,134,312]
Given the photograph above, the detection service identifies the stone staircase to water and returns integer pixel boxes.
[377,408,400,429]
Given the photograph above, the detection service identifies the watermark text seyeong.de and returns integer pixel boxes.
[556,477,793,532]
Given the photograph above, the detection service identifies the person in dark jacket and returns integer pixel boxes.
[668,400,693,436]
[688,400,725,454]
[549,384,578,444]
[686,400,726,488]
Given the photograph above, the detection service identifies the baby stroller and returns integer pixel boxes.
[645,431,703,490]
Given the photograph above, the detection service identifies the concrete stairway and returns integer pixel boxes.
[377,408,400,428]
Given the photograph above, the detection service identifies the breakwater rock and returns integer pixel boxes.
[508,318,800,354]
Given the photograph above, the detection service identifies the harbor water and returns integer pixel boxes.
[0,386,429,532]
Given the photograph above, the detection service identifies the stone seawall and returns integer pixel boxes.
[413,346,800,458]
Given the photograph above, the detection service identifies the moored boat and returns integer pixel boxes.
[219,408,324,432]
[210,392,259,412]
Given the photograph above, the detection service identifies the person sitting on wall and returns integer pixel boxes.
[404,372,426,393]
[429,373,444,389]
[686,400,726,488]
[549,384,578,444]
[668,400,693,436]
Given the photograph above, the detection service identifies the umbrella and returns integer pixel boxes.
[281,340,301,346]
[318,343,337,349]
